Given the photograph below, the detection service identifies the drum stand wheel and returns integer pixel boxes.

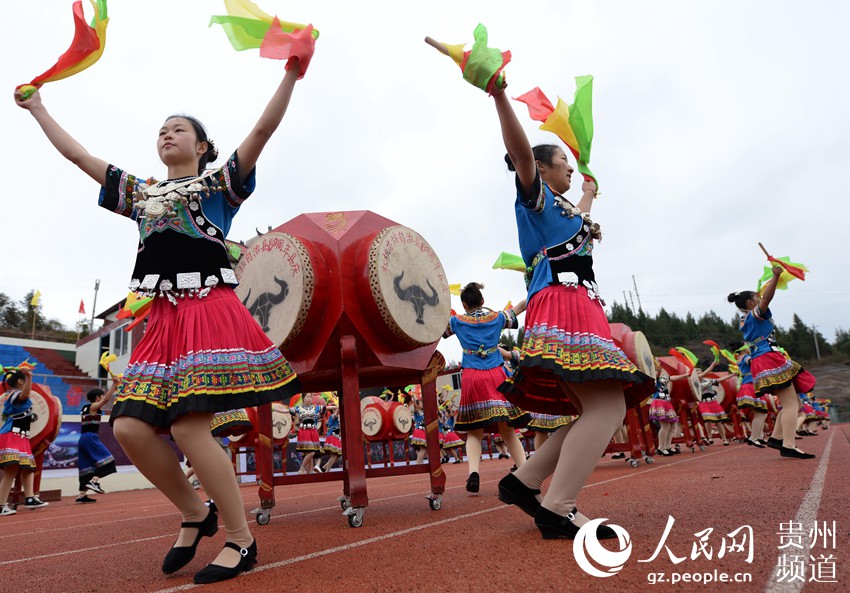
[644,455,654,464]
[343,506,365,528]
[426,493,442,511]
[338,495,350,511]
[628,458,640,468]
[252,508,271,525]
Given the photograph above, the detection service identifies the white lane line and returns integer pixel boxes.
[149,506,508,593]
[763,431,835,593]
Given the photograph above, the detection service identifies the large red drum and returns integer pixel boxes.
[658,356,701,404]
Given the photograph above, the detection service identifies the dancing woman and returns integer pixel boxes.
[727,265,817,459]
[452,73,655,538]
[16,52,310,581]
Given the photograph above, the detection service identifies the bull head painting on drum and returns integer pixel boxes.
[241,276,289,333]
[393,271,440,325]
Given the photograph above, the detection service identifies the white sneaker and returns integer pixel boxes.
[0,504,16,516]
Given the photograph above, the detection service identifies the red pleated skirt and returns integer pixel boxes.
[0,432,36,471]
[456,366,529,431]
[750,351,815,397]
[111,286,300,429]
[499,285,655,416]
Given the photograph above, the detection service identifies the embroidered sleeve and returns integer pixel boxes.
[516,169,545,213]
[98,165,141,220]
[752,306,771,322]
[501,309,519,330]
[443,316,456,339]
[215,151,256,208]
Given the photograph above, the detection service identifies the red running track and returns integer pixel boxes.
[1,426,848,593]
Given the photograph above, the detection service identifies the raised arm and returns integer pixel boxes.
[757,265,783,315]
[15,90,108,186]
[492,90,536,196]
[17,369,33,402]
[236,66,301,183]
[90,376,121,413]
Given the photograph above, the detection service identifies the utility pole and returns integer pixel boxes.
[811,325,821,360]
[632,275,643,312]
[90,279,100,332]
[623,290,631,313]
[628,291,637,313]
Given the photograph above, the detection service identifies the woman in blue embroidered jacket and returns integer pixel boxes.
[15,56,310,582]
[483,84,655,541]
[443,282,528,493]
[727,265,816,459]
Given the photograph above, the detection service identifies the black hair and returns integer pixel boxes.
[726,291,757,309]
[87,388,105,403]
[460,282,485,308]
[504,144,562,172]
[3,369,24,388]
[166,114,219,175]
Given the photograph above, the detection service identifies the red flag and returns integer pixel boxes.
[768,255,806,281]
[79,299,86,315]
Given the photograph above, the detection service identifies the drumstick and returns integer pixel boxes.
[424,36,450,56]
[757,242,771,259]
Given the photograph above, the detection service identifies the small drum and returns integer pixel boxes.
[687,370,702,402]
[712,383,727,407]
[228,403,292,447]
[389,401,413,436]
[361,398,390,440]
[355,225,451,348]
[233,232,329,350]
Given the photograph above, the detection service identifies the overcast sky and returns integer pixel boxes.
[2,0,848,364]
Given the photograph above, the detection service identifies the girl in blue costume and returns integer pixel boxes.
[76,378,121,503]
[443,283,528,493]
[730,343,768,447]
[0,366,49,515]
[727,265,816,459]
[294,393,336,474]
[483,88,655,540]
[16,51,311,581]
[320,407,343,472]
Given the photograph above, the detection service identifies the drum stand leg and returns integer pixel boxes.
[421,380,446,501]
[255,404,276,513]
[340,336,368,518]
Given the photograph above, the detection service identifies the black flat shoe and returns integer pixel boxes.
[780,447,815,459]
[766,437,782,450]
[534,506,618,540]
[659,449,673,457]
[162,508,219,574]
[498,473,541,517]
[466,472,480,493]
[746,439,766,448]
[193,540,258,584]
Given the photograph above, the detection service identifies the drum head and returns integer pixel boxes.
[360,395,385,411]
[687,370,701,402]
[17,385,61,449]
[628,331,657,380]
[234,232,315,349]
[714,383,726,406]
[271,403,293,441]
[392,403,413,434]
[367,226,451,346]
[361,405,384,437]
